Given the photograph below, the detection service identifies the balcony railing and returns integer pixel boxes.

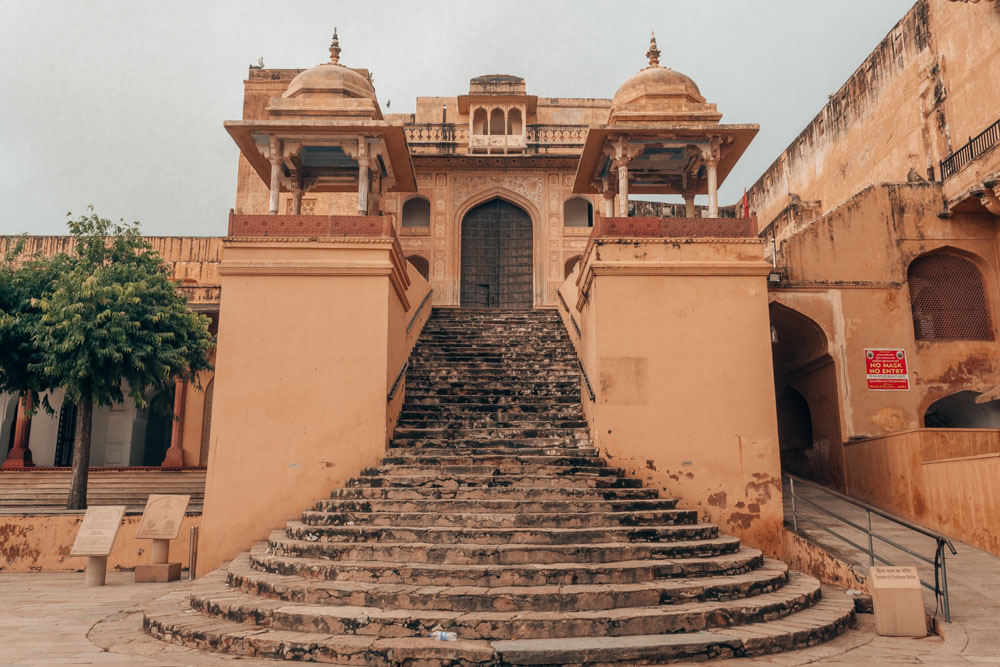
[526,124,588,146]
[402,123,587,155]
[593,216,758,239]
[940,117,1000,180]
[227,212,403,258]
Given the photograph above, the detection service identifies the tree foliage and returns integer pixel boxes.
[2,209,214,508]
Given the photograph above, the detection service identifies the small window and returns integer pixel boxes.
[401,197,431,228]
[908,252,993,341]
[564,197,594,227]
[407,255,430,281]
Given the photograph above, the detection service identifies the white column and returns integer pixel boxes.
[268,137,282,215]
[706,159,719,218]
[616,160,630,217]
[604,192,615,218]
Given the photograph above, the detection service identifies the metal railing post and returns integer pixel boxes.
[940,543,951,623]
[789,476,798,532]
[867,510,875,566]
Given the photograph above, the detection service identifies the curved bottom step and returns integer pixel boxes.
[143,574,855,665]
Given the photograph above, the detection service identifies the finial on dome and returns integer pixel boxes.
[329,27,341,64]
[645,31,660,68]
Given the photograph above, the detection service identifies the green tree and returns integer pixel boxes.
[0,238,70,427]
[31,211,214,509]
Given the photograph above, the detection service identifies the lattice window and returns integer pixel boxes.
[285,198,316,214]
[908,252,993,341]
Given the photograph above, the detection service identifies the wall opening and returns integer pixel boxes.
[142,386,174,466]
[564,255,582,278]
[908,251,993,341]
[1,398,18,466]
[401,196,431,228]
[472,108,487,135]
[769,302,845,489]
[924,390,1000,428]
[52,399,77,468]
[507,108,522,135]
[200,379,214,466]
[407,255,430,281]
[564,197,594,227]
[488,108,505,136]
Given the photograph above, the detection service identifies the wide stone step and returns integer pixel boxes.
[268,533,743,565]
[329,485,660,501]
[347,473,639,490]
[405,394,581,405]
[145,592,854,666]
[229,552,786,612]
[255,540,760,582]
[314,497,678,514]
[284,521,719,545]
[368,464,616,478]
[393,426,587,439]
[192,572,822,641]
[393,420,590,431]
[383,445,598,458]
[379,454,603,467]
[299,508,698,529]
[398,407,585,420]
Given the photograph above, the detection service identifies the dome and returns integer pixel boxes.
[612,66,704,108]
[608,33,721,124]
[282,29,377,102]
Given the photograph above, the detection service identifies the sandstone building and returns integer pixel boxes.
[1,0,998,661]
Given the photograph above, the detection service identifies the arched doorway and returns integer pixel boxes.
[460,198,533,308]
[769,302,845,489]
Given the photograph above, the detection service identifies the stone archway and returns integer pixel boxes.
[460,198,533,308]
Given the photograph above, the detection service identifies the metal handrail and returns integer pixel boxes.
[784,472,956,622]
[387,361,408,402]
[940,117,1000,180]
[406,289,433,335]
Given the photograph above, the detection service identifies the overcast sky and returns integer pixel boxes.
[0,0,916,237]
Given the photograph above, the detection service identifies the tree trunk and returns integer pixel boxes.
[66,396,93,510]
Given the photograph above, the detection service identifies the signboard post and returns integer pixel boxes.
[865,349,910,391]
[70,505,126,586]
[870,566,927,637]
[134,494,190,583]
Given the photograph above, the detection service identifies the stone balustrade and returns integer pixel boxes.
[227,212,403,258]
[594,215,758,239]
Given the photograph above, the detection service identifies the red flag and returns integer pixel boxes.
[742,188,750,219]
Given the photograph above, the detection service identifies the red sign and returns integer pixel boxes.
[865,349,909,391]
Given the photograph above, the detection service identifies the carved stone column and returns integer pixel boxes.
[357,138,370,215]
[706,159,719,217]
[2,395,34,469]
[161,379,186,468]
[291,178,303,215]
[616,159,630,218]
[683,192,696,218]
[268,136,282,215]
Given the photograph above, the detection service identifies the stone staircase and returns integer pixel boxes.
[143,308,854,664]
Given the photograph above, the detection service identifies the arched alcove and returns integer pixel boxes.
[507,108,523,135]
[401,196,431,228]
[908,250,993,341]
[488,108,505,136]
[1,397,19,466]
[472,108,487,135]
[407,255,430,281]
[564,197,594,227]
[924,390,1000,428]
[200,378,214,466]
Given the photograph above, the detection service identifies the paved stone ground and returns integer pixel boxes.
[1,482,997,665]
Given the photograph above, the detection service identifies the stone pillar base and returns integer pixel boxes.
[135,562,182,583]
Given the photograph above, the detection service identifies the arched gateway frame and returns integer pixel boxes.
[460,198,533,308]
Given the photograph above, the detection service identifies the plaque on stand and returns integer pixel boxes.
[134,494,190,583]
[70,505,126,586]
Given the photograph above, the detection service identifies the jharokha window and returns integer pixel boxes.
[907,252,994,341]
